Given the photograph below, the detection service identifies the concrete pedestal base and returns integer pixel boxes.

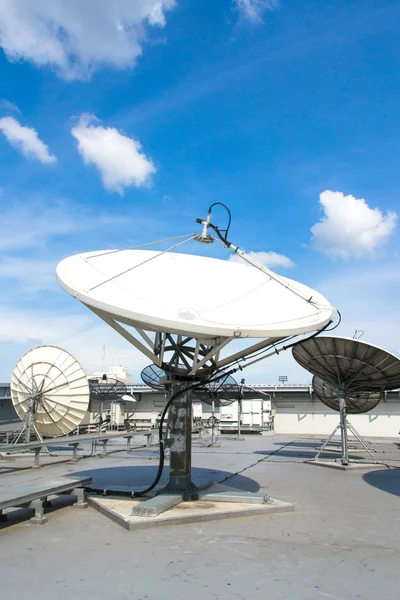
[87,493,294,531]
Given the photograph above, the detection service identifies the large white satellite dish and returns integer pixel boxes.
[57,250,334,339]
[11,346,90,440]
[56,206,337,515]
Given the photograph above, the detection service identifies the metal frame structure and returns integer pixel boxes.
[88,298,305,515]
[89,305,285,378]
[57,213,337,517]
[313,388,378,466]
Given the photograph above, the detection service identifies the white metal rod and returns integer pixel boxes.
[89,308,161,366]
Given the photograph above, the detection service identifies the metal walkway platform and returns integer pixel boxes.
[0,476,92,525]
[0,431,149,467]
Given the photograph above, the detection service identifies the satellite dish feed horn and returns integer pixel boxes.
[11,346,90,442]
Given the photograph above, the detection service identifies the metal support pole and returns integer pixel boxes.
[72,487,88,509]
[29,499,47,525]
[346,421,377,461]
[237,398,242,439]
[211,399,216,445]
[26,395,35,443]
[33,447,41,468]
[99,400,103,433]
[338,388,349,466]
[70,443,79,463]
[101,439,108,458]
[237,379,245,440]
[165,380,196,494]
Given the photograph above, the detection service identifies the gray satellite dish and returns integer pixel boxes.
[141,364,168,390]
[89,376,128,432]
[194,373,239,447]
[292,336,400,466]
[312,375,382,415]
[193,373,239,407]
[292,336,400,393]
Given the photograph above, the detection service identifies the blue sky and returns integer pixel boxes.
[0,0,399,383]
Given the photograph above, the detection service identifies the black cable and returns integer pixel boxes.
[216,440,297,486]
[207,202,232,246]
[325,309,342,331]
[131,368,237,497]
[227,317,337,374]
[280,317,334,353]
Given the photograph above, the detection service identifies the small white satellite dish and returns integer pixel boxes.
[11,346,90,440]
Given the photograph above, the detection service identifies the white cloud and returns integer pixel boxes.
[0,202,76,251]
[0,116,56,164]
[0,257,57,293]
[0,0,176,81]
[0,199,125,252]
[71,114,156,193]
[0,98,20,114]
[311,190,397,259]
[0,305,150,380]
[235,0,278,24]
[229,250,294,268]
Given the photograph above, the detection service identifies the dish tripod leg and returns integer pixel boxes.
[13,422,44,445]
[314,395,377,465]
[314,423,341,461]
[314,397,350,466]
[339,394,349,466]
[314,389,349,465]
[346,421,377,461]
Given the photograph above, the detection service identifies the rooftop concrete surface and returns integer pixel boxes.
[1,433,399,600]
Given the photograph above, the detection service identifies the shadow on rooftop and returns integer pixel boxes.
[273,440,336,448]
[272,440,361,449]
[70,465,261,493]
[362,468,400,497]
[0,494,77,531]
[254,449,365,460]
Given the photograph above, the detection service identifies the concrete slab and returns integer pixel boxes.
[88,494,294,531]
[0,434,399,600]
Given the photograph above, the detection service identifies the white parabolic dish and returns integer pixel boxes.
[57,249,336,338]
[11,346,90,437]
